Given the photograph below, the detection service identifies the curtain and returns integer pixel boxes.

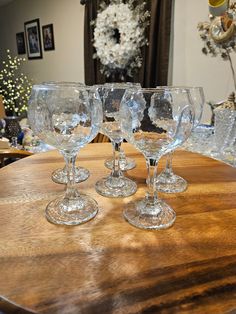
[84,0,173,87]
[84,0,103,85]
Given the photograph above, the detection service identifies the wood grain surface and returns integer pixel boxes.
[0,143,236,314]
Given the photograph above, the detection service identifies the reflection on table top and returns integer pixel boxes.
[0,143,236,314]
[183,125,236,167]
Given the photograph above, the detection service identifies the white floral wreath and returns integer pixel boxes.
[93,1,149,78]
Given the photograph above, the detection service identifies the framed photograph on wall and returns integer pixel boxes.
[24,18,43,59]
[42,24,55,51]
[16,32,26,55]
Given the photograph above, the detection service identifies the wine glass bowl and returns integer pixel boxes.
[155,86,205,194]
[95,83,137,198]
[43,81,91,185]
[120,87,194,230]
[28,83,102,225]
[100,83,138,172]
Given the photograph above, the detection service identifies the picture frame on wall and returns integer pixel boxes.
[42,24,55,51]
[16,32,26,55]
[24,18,43,59]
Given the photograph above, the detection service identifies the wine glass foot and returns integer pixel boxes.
[104,157,136,171]
[45,194,98,225]
[123,199,176,230]
[156,172,188,193]
[51,167,90,184]
[95,176,137,198]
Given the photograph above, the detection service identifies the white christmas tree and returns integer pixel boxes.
[0,49,32,116]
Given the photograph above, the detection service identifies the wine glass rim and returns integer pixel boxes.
[94,82,141,89]
[32,84,98,90]
[128,87,192,93]
[42,81,85,86]
[156,85,204,90]
[104,82,140,86]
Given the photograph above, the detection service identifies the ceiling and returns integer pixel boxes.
[0,0,13,6]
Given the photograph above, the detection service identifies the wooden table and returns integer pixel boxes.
[0,143,236,314]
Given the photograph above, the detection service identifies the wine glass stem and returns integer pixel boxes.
[145,158,158,205]
[119,146,126,165]
[111,141,123,178]
[63,152,78,199]
[165,152,174,175]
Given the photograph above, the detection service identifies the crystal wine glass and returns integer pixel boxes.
[42,81,90,185]
[155,86,204,193]
[95,84,137,198]
[120,87,194,229]
[104,147,136,171]
[28,83,102,225]
[102,83,140,171]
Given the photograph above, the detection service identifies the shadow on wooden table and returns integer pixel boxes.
[0,296,36,314]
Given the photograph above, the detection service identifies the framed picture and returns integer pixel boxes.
[24,18,43,59]
[42,24,55,51]
[16,32,26,55]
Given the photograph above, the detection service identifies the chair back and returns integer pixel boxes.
[92,133,110,143]
[0,96,6,119]
[0,148,32,168]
